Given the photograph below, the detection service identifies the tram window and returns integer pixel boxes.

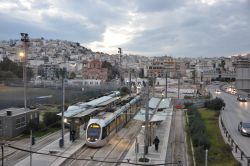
[87,124,101,137]
[87,128,100,137]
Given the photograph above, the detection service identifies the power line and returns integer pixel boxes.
[7,144,180,165]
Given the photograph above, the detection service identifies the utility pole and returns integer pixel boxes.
[1,144,4,166]
[153,75,155,97]
[165,72,168,98]
[178,76,180,99]
[118,48,122,86]
[30,130,32,166]
[144,81,149,158]
[20,33,29,111]
[205,149,208,166]
[129,68,131,95]
[60,68,66,148]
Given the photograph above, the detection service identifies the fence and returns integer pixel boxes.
[174,98,210,108]
[220,116,250,165]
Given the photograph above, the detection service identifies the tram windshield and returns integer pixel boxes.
[87,124,101,137]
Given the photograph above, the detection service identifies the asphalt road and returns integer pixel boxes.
[208,85,250,157]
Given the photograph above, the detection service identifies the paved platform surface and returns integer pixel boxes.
[121,108,173,165]
[15,132,85,166]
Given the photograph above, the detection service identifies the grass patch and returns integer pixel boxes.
[32,128,59,137]
[198,108,239,166]
[22,128,60,138]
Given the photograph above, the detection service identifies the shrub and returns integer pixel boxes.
[184,102,193,108]
[204,97,225,111]
[120,86,130,96]
[187,105,210,158]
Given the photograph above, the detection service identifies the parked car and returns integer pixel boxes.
[238,122,250,136]
[237,95,248,102]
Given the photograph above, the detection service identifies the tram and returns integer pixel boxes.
[86,95,141,147]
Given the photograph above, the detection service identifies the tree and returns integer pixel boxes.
[43,112,61,128]
[139,68,144,78]
[69,72,76,79]
[204,97,225,111]
[102,61,119,81]
[192,70,196,84]
[0,57,33,81]
[120,86,130,96]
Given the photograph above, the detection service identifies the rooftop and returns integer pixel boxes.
[0,107,37,117]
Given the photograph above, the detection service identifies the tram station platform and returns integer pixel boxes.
[14,132,86,166]
[121,108,173,165]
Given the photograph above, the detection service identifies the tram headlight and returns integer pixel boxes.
[95,138,98,141]
[87,137,90,141]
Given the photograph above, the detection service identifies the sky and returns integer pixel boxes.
[0,0,250,57]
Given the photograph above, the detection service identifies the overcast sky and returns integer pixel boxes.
[0,0,250,57]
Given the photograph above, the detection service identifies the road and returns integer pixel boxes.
[208,85,250,157]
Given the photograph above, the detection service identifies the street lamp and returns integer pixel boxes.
[20,33,32,166]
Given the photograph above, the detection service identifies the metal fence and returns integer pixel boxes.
[174,98,210,108]
[220,116,250,165]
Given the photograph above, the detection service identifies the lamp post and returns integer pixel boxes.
[118,48,122,86]
[20,33,32,166]
[20,33,29,111]
[60,68,66,148]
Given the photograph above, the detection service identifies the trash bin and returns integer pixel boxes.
[59,139,64,148]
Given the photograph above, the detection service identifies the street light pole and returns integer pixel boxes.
[20,33,29,111]
[165,72,168,98]
[60,68,66,148]
[20,33,31,165]
[118,48,122,86]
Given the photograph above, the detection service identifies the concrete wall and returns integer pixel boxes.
[0,111,39,137]
[236,68,250,90]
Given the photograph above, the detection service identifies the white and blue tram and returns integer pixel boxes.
[86,95,141,147]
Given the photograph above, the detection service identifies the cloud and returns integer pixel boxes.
[0,0,249,57]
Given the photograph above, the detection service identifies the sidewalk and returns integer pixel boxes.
[14,132,85,166]
[121,108,172,165]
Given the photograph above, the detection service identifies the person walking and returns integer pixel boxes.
[153,136,160,151]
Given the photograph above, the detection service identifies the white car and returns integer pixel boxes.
[215,89,221,94]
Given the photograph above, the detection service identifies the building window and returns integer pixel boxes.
[35,112,38,118]
[30,114,33,120]
[16,116,26,129]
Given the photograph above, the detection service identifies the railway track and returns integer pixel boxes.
[6,129,67,166]
[166,110,188,166]
[63,120,142,166]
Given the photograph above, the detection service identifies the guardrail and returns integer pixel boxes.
[220,116,250,165]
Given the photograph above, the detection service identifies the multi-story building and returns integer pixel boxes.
[82,59,108,82]
[234,56,250,91]
[145,56,180,78]
[0,108,39,137]
[38,63,60,80]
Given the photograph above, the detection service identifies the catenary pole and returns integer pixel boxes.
[144,81,149,158]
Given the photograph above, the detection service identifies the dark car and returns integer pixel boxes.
[238,122,250,136]
[237,95,247,102]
